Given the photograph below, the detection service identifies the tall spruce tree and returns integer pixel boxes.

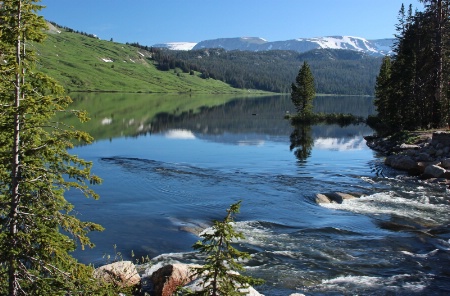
[373,1,450,133]
[0,1,111,295]
[374,56,391,126]
[291,61,316,117]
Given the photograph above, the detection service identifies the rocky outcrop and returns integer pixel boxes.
[93,261,140,288]
[365,131,450,184]
[150,263,199,296]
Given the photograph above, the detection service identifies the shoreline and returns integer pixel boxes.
[364,130,450,187]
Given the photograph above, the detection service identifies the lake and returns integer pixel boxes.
[66,93,450,295]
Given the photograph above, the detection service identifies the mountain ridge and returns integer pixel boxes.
[154,36,394,56]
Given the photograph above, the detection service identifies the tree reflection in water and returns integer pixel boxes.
[289,124,314,162]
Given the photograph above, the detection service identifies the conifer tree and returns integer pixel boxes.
[372,1,450,133]
[189,201,263,295]
[0,1,111,295]
[374,56,392,125]
[291,61,316,117]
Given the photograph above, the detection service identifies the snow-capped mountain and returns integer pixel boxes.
[154,36,394,56]
[152,42,197,51]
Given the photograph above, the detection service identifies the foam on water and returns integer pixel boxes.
[321,191,450,225]
[315,273,429,294]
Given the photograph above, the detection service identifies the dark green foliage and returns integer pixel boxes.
[290,124,314,161]
[291,62,316,116]
[372,1,450,134]
[290,113,365,126]
[0,1,128,295]
[150,47,382,95]
[187,201,263,295]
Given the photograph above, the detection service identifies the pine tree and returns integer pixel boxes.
[372,1,450,133]
[374,56,392,125]
[291,61,316,117]
[189,201,263,295]
[0,1,112,295]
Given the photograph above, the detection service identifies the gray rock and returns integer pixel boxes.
[416,152,433,162]
[424,165,446,178]
[315,192,358,204]
[441,158,450,169]
[432,131,450,146]
[385,155,418,170]
[315,193,331,204]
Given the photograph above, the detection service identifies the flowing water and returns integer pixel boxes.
[66,94,450,295]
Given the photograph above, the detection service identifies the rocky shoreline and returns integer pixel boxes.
[364,130,450,187]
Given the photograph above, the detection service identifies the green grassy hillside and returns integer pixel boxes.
[33,23,251,94]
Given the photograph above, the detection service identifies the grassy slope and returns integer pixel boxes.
[33,25,252,94]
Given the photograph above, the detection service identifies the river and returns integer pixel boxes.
[65,93,450,295]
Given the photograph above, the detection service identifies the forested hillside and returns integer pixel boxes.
[146,47,383,95]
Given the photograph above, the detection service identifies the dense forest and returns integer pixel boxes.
[129,43,382,95]
[373,1,450,133]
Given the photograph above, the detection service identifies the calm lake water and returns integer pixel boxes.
[67,93,450,295]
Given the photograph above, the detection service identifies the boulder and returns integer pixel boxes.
[423,164,446,178]
[385,155,418,171]
[315,193,331,204]
[151,263,198,296]
[416,152,433,162]
[93,261,140,288]
[431,131,450,146]
[315,192,358,204]
[441,158,450,169]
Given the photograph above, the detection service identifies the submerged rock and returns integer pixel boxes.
[315,192,360,204]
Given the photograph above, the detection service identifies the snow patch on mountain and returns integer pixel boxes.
[153,42,197,51]
[155,36,394,56]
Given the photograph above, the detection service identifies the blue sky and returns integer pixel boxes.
[39,0,420,45]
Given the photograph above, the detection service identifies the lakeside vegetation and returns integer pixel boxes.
[371,1,450,135]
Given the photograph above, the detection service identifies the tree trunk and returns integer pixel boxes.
[9,1,23,295]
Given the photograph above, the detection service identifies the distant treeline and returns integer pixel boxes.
[47,21,99,39]
[129,44,383,95]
